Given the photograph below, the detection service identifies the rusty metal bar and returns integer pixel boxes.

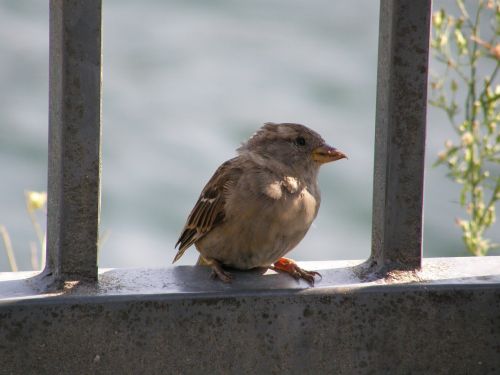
[46,0,102,281]
[371,0,432,271]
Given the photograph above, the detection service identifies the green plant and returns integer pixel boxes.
[1,191,47,271]
[430,0,500,255]
[1,191,109,272]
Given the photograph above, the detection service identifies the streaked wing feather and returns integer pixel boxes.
[173,159,239,263]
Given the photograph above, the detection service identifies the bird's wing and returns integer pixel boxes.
[173,158,240,263]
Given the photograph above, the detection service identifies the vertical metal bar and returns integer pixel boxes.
[371,0,431,271]
[46,0,102,281]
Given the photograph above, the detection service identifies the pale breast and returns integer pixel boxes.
[283,187,318,228]
[196,175,321,269]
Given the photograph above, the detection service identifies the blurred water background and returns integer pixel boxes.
[0,0,498,271]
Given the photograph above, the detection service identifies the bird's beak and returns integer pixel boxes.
[312,144,347,164]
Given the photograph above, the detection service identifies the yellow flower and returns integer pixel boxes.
[432,10,444,28]
[454,29,467,54]
[455,219,468,229]
[461,132,474,146]
[26,191,47,212]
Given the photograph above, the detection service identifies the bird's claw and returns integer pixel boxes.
[271,257,322,286]
[209,261,233,283]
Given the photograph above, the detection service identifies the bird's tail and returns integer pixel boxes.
[172,248,187,263]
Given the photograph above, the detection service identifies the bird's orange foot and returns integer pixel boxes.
[209,260,233,283]
[271,257,321,286]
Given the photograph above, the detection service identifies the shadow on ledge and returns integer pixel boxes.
[1,257,500,300]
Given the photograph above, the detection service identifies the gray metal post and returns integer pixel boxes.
[371,0,431,271]
[46,0,102,281]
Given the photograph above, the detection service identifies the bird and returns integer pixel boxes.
[173,122,346,285]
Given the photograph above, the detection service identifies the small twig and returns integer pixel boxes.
[24,191,45,251]
[0,225,18,272]
[456,0,473,28]
[41,232,46,270]
[97,229,110,256]
[30,241,40,271]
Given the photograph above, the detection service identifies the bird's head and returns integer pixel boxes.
[237,122,347,176]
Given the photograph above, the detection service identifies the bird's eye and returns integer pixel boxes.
[295,137,306,146]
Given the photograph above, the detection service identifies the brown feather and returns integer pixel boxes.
[173,158,240,263]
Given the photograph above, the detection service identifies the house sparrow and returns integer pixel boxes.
[173,122,346,285]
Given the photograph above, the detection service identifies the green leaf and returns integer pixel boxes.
[460,186,468,206]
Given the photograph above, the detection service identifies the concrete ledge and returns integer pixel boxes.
[1,257,500,374]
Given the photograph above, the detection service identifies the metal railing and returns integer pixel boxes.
[46,0,102,282]
[5,2,500,373]
[371,0,430,271]
[43,0,430,284]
